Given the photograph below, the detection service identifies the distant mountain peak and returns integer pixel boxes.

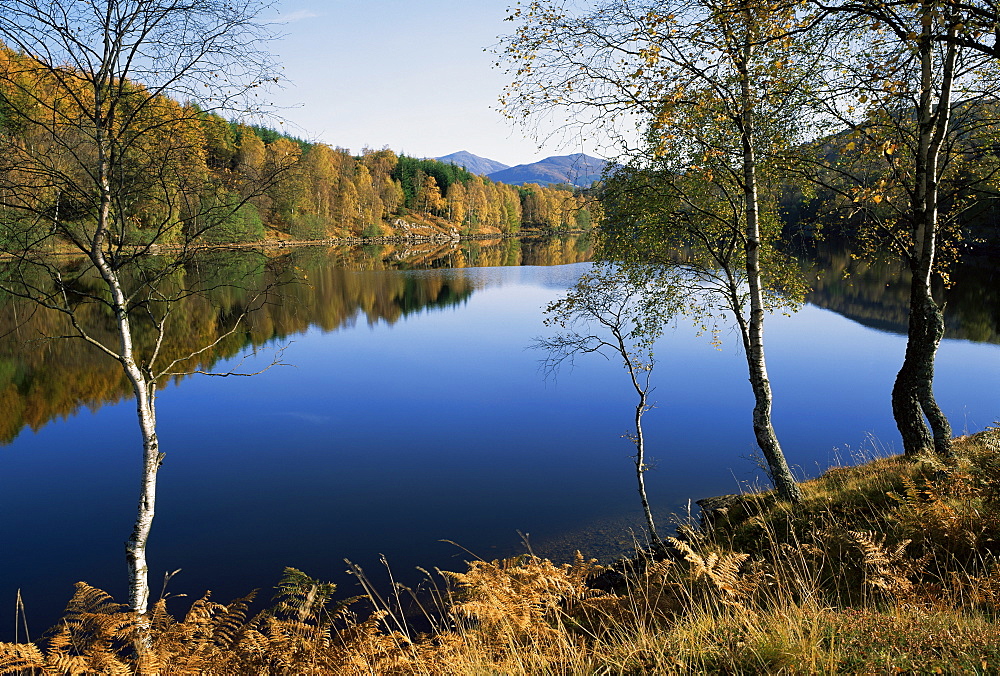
[434,150,607,187]
[435,151,510,177]
[487,153,607,187]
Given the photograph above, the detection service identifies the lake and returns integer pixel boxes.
[1,236,997,638]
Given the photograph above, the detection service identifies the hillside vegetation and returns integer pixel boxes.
[0,46,596,248]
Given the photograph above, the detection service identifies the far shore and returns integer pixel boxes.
[1,227,590,260]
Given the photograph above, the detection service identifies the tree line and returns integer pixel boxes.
[0,44,596,247]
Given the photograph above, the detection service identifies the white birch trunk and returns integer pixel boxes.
[92,107,159,615]
[604,321,662,548]
[892,9,956,458]
[737,45,803,504]
[632,388,660,549]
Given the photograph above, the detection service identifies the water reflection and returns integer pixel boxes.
[0,236,593,445]
[2,235,995,448]
[804,241,1000,344]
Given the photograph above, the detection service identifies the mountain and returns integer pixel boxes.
[487,153,607,187]
[435,150,608,188]
[434,151,509,176]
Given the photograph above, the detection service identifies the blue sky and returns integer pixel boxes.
[266,2,597,166]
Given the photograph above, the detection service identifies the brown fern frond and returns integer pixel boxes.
[180,593,219,626]
[148,597,173,631]
[441,553,602,653]
[325,611,413,673]
[0,641,46,673]
[666,536,751,603]
[26,583,140,674]
[849,530,915,596]
[43,625,72,655]
[850,530,888,568]
[82,648,131,675]
[235,627,270,656]
[638,557,676,587]
[62,582,127,619]
[204,592,255,649]
[48,653,92,674]
[707,552,751,594]
[666,536,699,566]
[887,473,935,510]
[968,566,1000,611]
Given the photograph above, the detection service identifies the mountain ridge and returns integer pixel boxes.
[435,151,607,188]
[434,151,509,177]
[488,153,606,187]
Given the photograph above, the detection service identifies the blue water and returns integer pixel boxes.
[1,261,998,638]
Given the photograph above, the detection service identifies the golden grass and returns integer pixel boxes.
[2,426,998,674]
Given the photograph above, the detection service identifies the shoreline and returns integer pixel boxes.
[0,228,591,260]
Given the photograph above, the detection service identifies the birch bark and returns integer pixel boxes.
[736,37,803,504]
[891,9,957,458]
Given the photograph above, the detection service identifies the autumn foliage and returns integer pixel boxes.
[0,45,594,247]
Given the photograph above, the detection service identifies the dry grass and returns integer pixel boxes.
[3,426,998,674]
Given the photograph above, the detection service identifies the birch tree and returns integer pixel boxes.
[807,0,1000,458]
[535,264,679,549]
[0,0,284,616]
[501,0,821,503]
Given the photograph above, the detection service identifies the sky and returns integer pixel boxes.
[264,1,599,167]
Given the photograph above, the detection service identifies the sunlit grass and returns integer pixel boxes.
[2,426,998,674]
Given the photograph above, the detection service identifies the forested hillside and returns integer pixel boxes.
[0,46,595,246]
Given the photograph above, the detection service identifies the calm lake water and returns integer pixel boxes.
[1,237,998,637]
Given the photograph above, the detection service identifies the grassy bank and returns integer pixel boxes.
[2,426,998,674]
